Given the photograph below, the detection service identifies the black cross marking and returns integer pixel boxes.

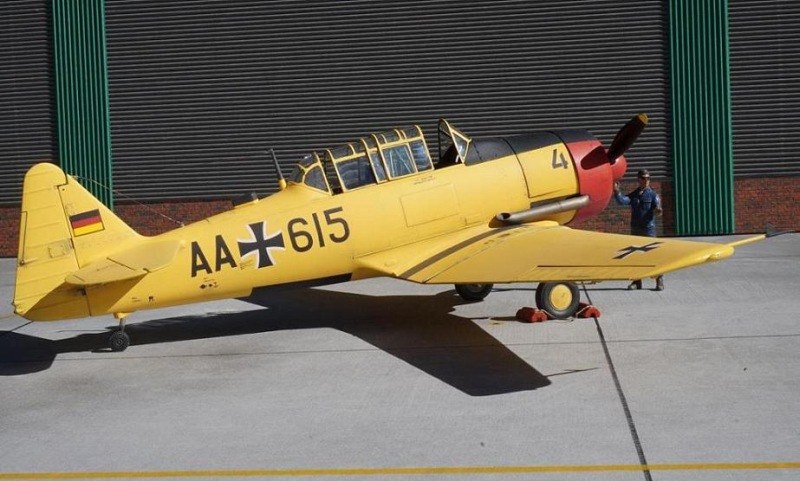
[238,222,285,268]
[614,241,663,259]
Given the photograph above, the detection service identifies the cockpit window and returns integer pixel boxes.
[437,119,471,166]
[288,124,433,194]
[383,144,415,177]
[361,137,387,182]
[401,126,419,139]
[336,155,376,190]
[369,151,386,181]
[303,165,327,191]
[289,154,317,183]
[409,140,432,172]
[290,164,305,184]
[330,145,352,159]
[326,141,382,191]
[370,126,432,179]
[289,152,331,194]
[377,129,401,143]
[299,154,316,168]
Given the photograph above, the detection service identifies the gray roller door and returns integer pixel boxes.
[0,0,56,205]
[105,0,670,201]
[730,0,800,177]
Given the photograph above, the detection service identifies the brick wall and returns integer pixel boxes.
[113,199,233,236]
[570,179,675,236]
[1,177,796,258]
[0,200,232,258]
[0,205,20,258]
[734,177,798,233]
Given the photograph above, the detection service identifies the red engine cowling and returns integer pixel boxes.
[552,130,627,223]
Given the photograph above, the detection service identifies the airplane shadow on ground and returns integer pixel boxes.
[0,288,551,396]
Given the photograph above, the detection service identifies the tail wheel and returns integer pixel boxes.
[454,283,494,302]
[108,330,130,352]
[535,282,580,319]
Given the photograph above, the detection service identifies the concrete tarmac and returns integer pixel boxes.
[1,234,798,480]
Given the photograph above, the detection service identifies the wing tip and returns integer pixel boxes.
[708,245,735,261]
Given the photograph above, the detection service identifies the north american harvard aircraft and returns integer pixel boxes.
[14,115,767,352]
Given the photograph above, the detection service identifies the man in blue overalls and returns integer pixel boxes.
[613,169,665,291]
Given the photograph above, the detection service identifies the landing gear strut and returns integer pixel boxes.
[108,313,130,352]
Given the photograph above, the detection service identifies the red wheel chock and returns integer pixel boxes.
[576,302,601,318]
[516,302,601,323]
[516,307,550,323]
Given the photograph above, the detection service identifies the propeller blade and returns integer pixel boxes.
[607,113,649,162]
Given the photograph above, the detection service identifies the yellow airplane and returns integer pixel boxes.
[13,115,766,352]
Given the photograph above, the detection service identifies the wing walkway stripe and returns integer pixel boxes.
[2,463,800,479]
[399,225,521,279]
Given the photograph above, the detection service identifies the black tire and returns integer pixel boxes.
[454,283,494,302]
[535,282,580,319]
[109,331,130,352]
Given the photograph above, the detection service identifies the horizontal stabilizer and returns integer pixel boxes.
[65,239,183,286]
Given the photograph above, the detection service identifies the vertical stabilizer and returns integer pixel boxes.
[14,162,141,321]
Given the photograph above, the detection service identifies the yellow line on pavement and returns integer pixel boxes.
[1,463,800,479]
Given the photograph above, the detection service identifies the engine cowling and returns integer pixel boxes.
[496,114,644,226]
[553,129,627,223]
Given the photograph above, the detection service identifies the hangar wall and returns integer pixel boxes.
[728,0,800,234]
[669,0,734,235]
[52,0,114,207]
[102,0,670,200]
[0,0,56,253]
[1,1,798,257]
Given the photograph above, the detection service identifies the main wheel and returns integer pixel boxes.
[109,330,130,352]
[535,282,580,319]
[454,283,494,302]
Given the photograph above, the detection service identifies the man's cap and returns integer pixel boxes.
[637,169,651,179]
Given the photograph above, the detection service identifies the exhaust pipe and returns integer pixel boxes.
[496,195,590,224]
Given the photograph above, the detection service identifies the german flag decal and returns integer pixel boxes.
[69,209,104,236]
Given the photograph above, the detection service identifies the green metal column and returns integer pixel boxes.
[669,0,734,235]
[52,0,113,207]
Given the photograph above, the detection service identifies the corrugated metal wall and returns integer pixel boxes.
[729,0,800,177]
[104,0,671,201]
[669,0,734,235]
[0,0,56,205]
[52,0,114,207]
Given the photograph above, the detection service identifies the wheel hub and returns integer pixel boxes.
[549,284,573,311]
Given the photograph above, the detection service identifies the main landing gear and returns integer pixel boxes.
[535,281,581,319]
[453,281,589,317]
[517,281,601,322]
[454,283,494,302]
[108,312,130,352]
[451,281,601,321]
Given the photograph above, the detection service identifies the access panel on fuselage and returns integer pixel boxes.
[506,132,579,203]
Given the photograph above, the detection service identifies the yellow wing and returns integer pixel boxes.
[355,221,760,284]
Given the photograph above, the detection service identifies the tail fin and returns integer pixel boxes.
[13,162,141,321]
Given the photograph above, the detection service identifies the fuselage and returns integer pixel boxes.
[89,153,532,315]
[18,125,626,320]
